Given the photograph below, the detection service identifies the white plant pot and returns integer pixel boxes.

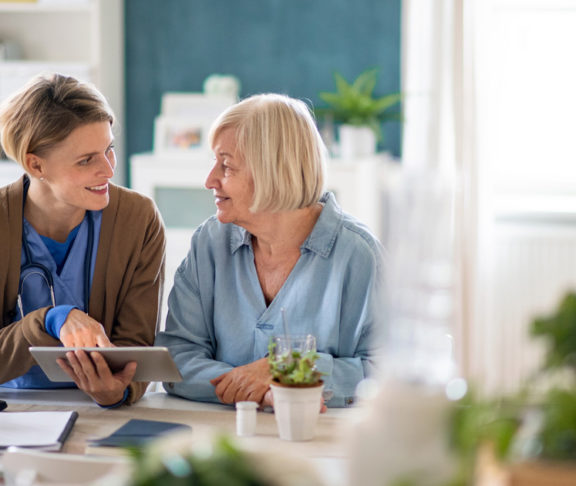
[270,382,324,441]
[338,124,377,159]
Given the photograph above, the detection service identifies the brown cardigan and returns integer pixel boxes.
[0,176,166,404]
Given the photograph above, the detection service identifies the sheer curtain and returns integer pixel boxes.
[401,0,485,383]
[402,0,576,394]
[344,5,483,483]
[468,0,576,394]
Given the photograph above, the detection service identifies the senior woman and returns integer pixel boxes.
[155,93,383,408]
[0,73,165,406]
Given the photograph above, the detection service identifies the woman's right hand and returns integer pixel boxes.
[59,309,112,347]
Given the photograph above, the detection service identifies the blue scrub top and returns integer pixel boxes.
[1,211,102,389]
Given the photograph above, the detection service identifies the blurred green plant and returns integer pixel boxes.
[446,389,524,486]
[536,384,576,460]
[128,435,269,486]
[531,292,576,371]
[449,390,522,461]
[318,68,402,141]
[446,291,576,485]
[267,340,324,386]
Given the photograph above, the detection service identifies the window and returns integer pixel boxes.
[479,0,576,200]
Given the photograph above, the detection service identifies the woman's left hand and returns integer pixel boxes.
[210,358,271,404]
[56,350,136,406]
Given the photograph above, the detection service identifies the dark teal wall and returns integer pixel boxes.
[125,0,401,170]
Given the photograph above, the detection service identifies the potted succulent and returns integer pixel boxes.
[449,292,576,486]
[268,335,324,441]
[318,68,402,158]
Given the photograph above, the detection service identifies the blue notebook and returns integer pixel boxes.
[89,419,191,448]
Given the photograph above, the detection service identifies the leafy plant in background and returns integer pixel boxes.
[537,388,576,461]
[318,68,402,141]
[267,340,323,386]
[447,291,576,486]
[128,435,270,486]
[529,292,576,461]
[531,292,576,371]
[447,389,525,486]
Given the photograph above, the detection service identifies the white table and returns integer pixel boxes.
[0,388,350,485]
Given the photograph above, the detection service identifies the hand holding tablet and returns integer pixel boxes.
[29,347,182,383]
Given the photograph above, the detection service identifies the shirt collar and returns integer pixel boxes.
[230,223,252,254]
[228,192,342,258]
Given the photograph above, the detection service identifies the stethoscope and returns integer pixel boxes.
[17,176,94,318]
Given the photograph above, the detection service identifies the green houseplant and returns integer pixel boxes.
[127,435,270,486]
[448,291,576,486]
[268,338,323,387]
[318,68,402,157]
[267,335,324,441]
[124,433,326,486]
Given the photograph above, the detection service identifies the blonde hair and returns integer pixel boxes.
[209,93,326,213]
[0,73,114,167]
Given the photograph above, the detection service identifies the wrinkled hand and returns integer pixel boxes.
[59,309,111,347]
[210,358,271,404]
[261,389,328,413]
[57,350,136,406]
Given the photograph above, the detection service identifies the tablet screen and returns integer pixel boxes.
[29,346,182,383]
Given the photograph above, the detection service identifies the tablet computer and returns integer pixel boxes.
[29,346,183,383]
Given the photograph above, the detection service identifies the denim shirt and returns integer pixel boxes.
[155,192,384,407]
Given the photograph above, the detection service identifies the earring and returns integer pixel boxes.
[39,177,45,182]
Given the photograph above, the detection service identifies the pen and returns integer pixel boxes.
[0,399,7,411]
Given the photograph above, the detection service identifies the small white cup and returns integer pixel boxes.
[235,401,258,436]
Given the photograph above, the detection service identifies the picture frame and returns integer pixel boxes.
[153,93,235,155]
[154,115,206,154]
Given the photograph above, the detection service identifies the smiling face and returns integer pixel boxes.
[205,128,256,226]
[28,121,116,213]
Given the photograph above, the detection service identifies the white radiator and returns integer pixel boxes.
[472,219,576,394]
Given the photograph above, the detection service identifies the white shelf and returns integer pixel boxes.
[130,151,399,240]
[0,0,125,183]
[0,2,93,13]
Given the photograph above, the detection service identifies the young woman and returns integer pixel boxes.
[0,73,165,406]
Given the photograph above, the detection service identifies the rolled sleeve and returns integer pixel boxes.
[44,305,77,339]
